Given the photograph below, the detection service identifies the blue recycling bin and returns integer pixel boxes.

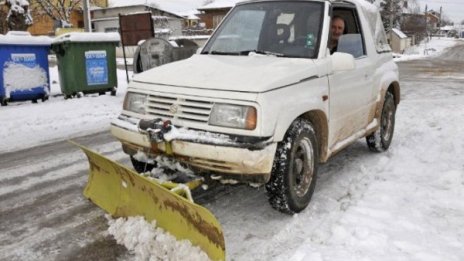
[0,31,52,106]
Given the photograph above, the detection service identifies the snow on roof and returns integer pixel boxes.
[0,31,52,46]
[52,32,120,44]
[392,28,408,39]
[177,9,201,20]
[109,0,205,17]
[440,25,455,31]
[198,0,244,10]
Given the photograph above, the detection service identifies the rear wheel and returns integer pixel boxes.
[266,119,319,214]
[366,92,396,152]
[130,156,156,173]
[0,98,7,106]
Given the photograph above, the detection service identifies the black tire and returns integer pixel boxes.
[110,87,117,96]
[41,95,49,102]
[32,99,38,104]
[130,156,156,173]
[1,98,7,106]
[266,119,319,214]
[366,92,396,152]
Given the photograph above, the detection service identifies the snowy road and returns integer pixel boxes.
[1,44,464,261]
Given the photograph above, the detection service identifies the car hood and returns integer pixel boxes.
[132,54,319,93]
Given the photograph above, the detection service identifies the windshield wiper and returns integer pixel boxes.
[239,50,285,57]
[208,51,240,56]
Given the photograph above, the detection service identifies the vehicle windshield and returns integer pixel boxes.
[202,1,324,59]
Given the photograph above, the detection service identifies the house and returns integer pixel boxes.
[425,10,440,30]
[440,25,464,38]
[28,0,108,36]
[197,0,244,30]
[387,28,411,53]
[91,5,184,37]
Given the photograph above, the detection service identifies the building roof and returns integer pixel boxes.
[197,0,244,11]
[392,28,408,39]
[109,0,204,17]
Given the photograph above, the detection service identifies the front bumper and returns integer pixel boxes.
[110,115,277,181]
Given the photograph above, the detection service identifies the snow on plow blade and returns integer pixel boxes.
[73,142,225,261]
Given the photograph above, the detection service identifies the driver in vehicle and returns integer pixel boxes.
[329,15,346,54]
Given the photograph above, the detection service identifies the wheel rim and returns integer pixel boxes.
[381,100,394,142]
[292,137,314,197]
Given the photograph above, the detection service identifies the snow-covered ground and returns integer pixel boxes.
[394,37,461,62]
[0,67,130,154]
[1,38,463,261]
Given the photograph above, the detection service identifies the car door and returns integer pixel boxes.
[328,7,374,147]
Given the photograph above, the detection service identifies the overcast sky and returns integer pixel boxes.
[417,0,463,23]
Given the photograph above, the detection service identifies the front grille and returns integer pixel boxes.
[146,94,213,124]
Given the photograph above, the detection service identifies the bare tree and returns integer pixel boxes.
[29,0,99,25]
[440,13,453,26]
[403,0,420,14]
[0,5,9,33]
[380,0,402,30]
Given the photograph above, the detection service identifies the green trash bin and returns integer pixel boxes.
[51,32,120,99]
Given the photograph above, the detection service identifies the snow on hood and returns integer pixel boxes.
[132,54,317,93]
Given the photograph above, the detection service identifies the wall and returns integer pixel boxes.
[92,5,184,41]
[197,9,230,29]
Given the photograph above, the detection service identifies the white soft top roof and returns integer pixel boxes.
[52,32,120,44]
[0,31,52,46]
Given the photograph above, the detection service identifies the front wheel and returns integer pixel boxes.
[266,119,319,214]
[366,92,396,152]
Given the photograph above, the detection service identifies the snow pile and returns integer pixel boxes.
[3,62,48,97]
[0,31,52,45]
[394,37,461,62]
[107,216,211,261]
[164,125,238,145]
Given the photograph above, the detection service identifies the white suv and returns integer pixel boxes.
[111,0,400,213]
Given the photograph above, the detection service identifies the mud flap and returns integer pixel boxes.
[72,142,225,261]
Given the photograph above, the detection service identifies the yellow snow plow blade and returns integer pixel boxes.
[73,142,225,261]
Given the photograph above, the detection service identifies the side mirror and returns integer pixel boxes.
[331,52,355,71]
[337,34,364,58]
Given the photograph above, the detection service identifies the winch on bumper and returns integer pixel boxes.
[110,115,277,183]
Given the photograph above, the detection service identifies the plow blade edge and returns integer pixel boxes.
[74,142,225,260]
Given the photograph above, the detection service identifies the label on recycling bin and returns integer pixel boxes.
[85,50,108,86]
[11,53,37,68]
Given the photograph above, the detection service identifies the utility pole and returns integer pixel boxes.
[83,0,91,32]
[424,4,428,54]
[439,6,442,39]
[424,4,428,41]
[389,0,394,45]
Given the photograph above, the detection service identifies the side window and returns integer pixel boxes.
[332,7,366,58]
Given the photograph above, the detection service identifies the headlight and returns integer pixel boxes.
[209,103,257,130]
[123,92,147,114]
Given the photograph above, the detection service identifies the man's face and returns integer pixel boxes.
[331,18,345,41]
